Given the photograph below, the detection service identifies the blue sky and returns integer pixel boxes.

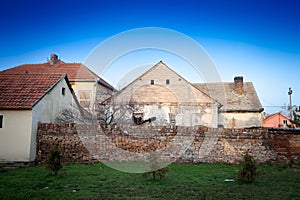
[0,0,299,114]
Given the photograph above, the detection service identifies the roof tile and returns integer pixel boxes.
[1,60,96,81]
[193,82,263,112]
[0,74,65,109]
[1,60,114,90]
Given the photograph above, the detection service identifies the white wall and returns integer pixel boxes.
[0,78,79,162]
[30,79,78,161]
[0,110,33,162]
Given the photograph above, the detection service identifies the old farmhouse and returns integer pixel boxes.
[107,61,263,128]
[1,54,114,111]
[0,74,79,162]
[0,54,116,163]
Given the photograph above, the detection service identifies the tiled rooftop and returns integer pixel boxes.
[1,60,97,80]
[193,82,264,112]
[1,59,115,90]
[0,74,65,109]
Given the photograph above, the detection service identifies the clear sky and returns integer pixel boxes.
[0,0,299,114]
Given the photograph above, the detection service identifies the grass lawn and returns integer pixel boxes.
[0,162,299,199]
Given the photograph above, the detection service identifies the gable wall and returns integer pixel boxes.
[30,79,78,161]
[109,63,218,127]
[115,63,212,104]
[263,114,292,128]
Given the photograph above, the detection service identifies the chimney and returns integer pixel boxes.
[49,54,59,65]
[234,76,243,95]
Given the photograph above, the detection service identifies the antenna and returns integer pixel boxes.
[288,87,293,120]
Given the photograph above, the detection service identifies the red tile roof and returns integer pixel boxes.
[1,60,114,90]
[1,60,97,81]
[0,74,66,109]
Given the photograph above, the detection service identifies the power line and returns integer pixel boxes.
[263,106,286,108]
[263,105,298,108]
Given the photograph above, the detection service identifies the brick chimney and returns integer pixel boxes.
[49,54,58,65]
[234,76,243,95]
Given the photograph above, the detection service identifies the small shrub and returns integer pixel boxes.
[142,153,169,180]
[143,167,169,180]
[237,151,258,182]
[44,144,63,175]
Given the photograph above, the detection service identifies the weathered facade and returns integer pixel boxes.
[106,61,263,128]
[194,76,264,128]
[105,61,220,127]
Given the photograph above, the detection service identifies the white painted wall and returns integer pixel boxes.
[30,79,77,161]
[0,110,32,162]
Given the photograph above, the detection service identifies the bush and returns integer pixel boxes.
[237,151,258,182]
[44,144,63,175]
[142,153,169,180]
[143,167,169,180]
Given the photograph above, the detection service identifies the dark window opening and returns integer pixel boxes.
[150,80,154,85]
[62,87,66,96]
[166,79,170,84]
[0,115,3,128]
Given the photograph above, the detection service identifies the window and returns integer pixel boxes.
[283,120,288,125]
[78,90,91,108]
[0,115,3,128]
[62,87,65,96]
[150,80,154,85]
[166,79,170,84]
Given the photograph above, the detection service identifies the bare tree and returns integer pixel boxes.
[54,104,94,125]
[96,95,136,127]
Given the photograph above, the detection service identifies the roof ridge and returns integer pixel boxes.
[265,112,289,118]
[0,73,65,76]
[110,61,221,106]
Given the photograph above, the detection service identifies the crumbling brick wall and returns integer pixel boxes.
[36,123,95,164]
[36,123,300,164]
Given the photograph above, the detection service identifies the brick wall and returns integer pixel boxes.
[36,123,95,164]
[36,123,300,164]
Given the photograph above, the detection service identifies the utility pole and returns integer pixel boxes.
[288,87,293,120]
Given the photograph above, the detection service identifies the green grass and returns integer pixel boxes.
[0,162,299,199]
